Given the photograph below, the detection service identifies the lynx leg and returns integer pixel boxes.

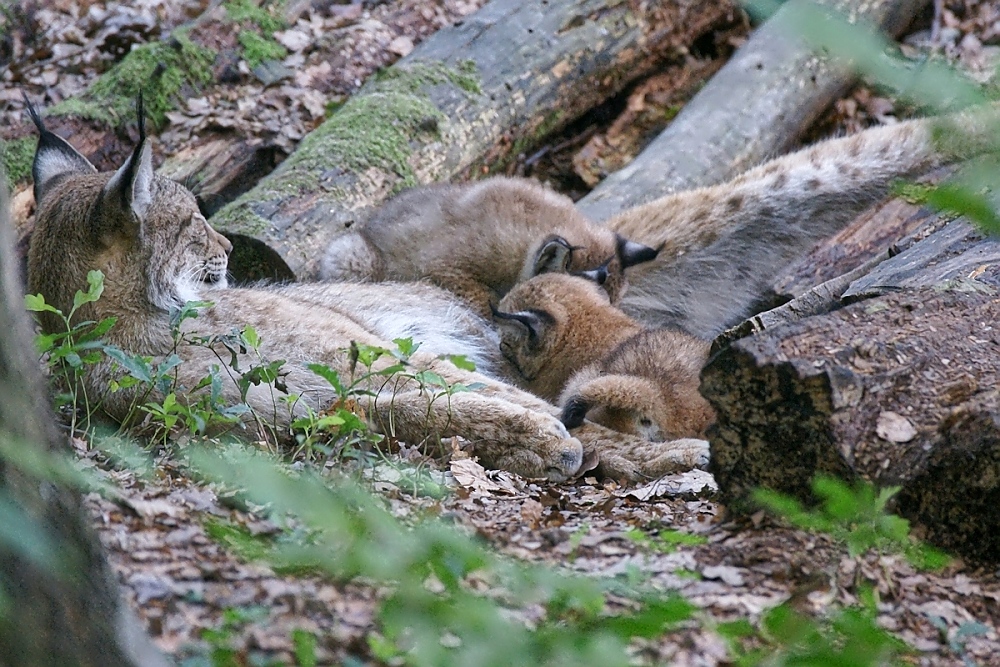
[570,422,709,480]
[366,383,583,481]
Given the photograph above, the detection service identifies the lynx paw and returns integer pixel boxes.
[667,438,711,469]
[482,438,583,482]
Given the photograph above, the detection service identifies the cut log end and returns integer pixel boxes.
[703,287,1000,562]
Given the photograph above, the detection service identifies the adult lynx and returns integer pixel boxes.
[25,99,707,482]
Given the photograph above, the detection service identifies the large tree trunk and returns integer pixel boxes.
[208,0,743,281]
[701,220,1000,561]
[0,185,165,665]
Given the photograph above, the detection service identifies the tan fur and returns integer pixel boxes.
[320,178,658,315]
[560,330,714,441]
[604,107,1000,334]
[495,273,714,441]
[25,102,707,482]
[494,273,641,401]
[326,108,997,337]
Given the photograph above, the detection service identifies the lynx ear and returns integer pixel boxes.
[491,306,550,346]
[560,395,591,429]
[100,96,153,226]
[573,259,610,286]
[24,95,97,205]
[616,235,660,269]
[532,235,574,276]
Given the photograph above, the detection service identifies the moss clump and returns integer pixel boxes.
[224,0,286,33]
[213,60,482,234]
[50,32,216,128]
[287,61,483,186]
[0,136,36,183]
[239,31,288,69]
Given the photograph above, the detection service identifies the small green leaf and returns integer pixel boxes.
[444,354,476,371]
[292,629,318,667]
[24,293,60,314]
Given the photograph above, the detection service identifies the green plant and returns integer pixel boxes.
[186,443,698,667]
[753,475,950,570]
[624,527,708,554]
[26,270,116,435]
[200,605,272,667]
[717,589,909,667]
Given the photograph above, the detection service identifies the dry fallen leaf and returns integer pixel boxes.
[621,470,719,502]
[876,411,917,443]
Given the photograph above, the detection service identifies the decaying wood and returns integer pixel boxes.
[701,274,1000,561]
[157,138,285,217]
[842,217,1000,299]
[577,0,929,220]
[712,249,896,352]
[209,0,743,280]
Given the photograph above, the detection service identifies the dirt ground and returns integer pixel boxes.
[5,0,1000,664]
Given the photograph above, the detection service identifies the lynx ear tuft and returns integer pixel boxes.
[560,396,590,429]
[102,95,154,224]
[532,235,574,276]
[573,259,610,286]
[616,235,660,269]
[24,94,97,205]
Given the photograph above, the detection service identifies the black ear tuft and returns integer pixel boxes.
[616,235,661,269]
[573,259,610,286]
[23,93,97,205]
[100,94,154,226]
[532,235,574,276]
[560,396,590,429]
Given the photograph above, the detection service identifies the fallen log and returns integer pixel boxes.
[701,237,1000,560]
[570,0,927,337]
[209,0,743,281]
[577,0,928,219]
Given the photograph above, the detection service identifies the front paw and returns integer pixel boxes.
[669,438,710,469]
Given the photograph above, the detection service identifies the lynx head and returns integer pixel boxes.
[493,272,636,401]
[559,369,674,441]
[560,330,715,441]
[25,97,232,333]
[526,231,660,304]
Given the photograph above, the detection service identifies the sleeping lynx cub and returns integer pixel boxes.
[495,273,714,441]
[25,99,708,482]
[320,178,660,315]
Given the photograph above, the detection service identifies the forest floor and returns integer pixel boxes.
[5,0,1000,664]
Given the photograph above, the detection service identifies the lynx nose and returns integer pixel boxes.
[547,444,583,481]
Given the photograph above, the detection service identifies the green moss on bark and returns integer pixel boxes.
[0,137,35,184]
[213,60,482,234]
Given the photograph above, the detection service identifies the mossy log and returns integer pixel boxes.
[577,0,928,220]
[701,237,1000,560]
[209,0,743,281]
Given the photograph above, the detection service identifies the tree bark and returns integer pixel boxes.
[208,0,743,281]
[577,0,928,220]
[0,185,165,665]
[701,276,1000,562]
